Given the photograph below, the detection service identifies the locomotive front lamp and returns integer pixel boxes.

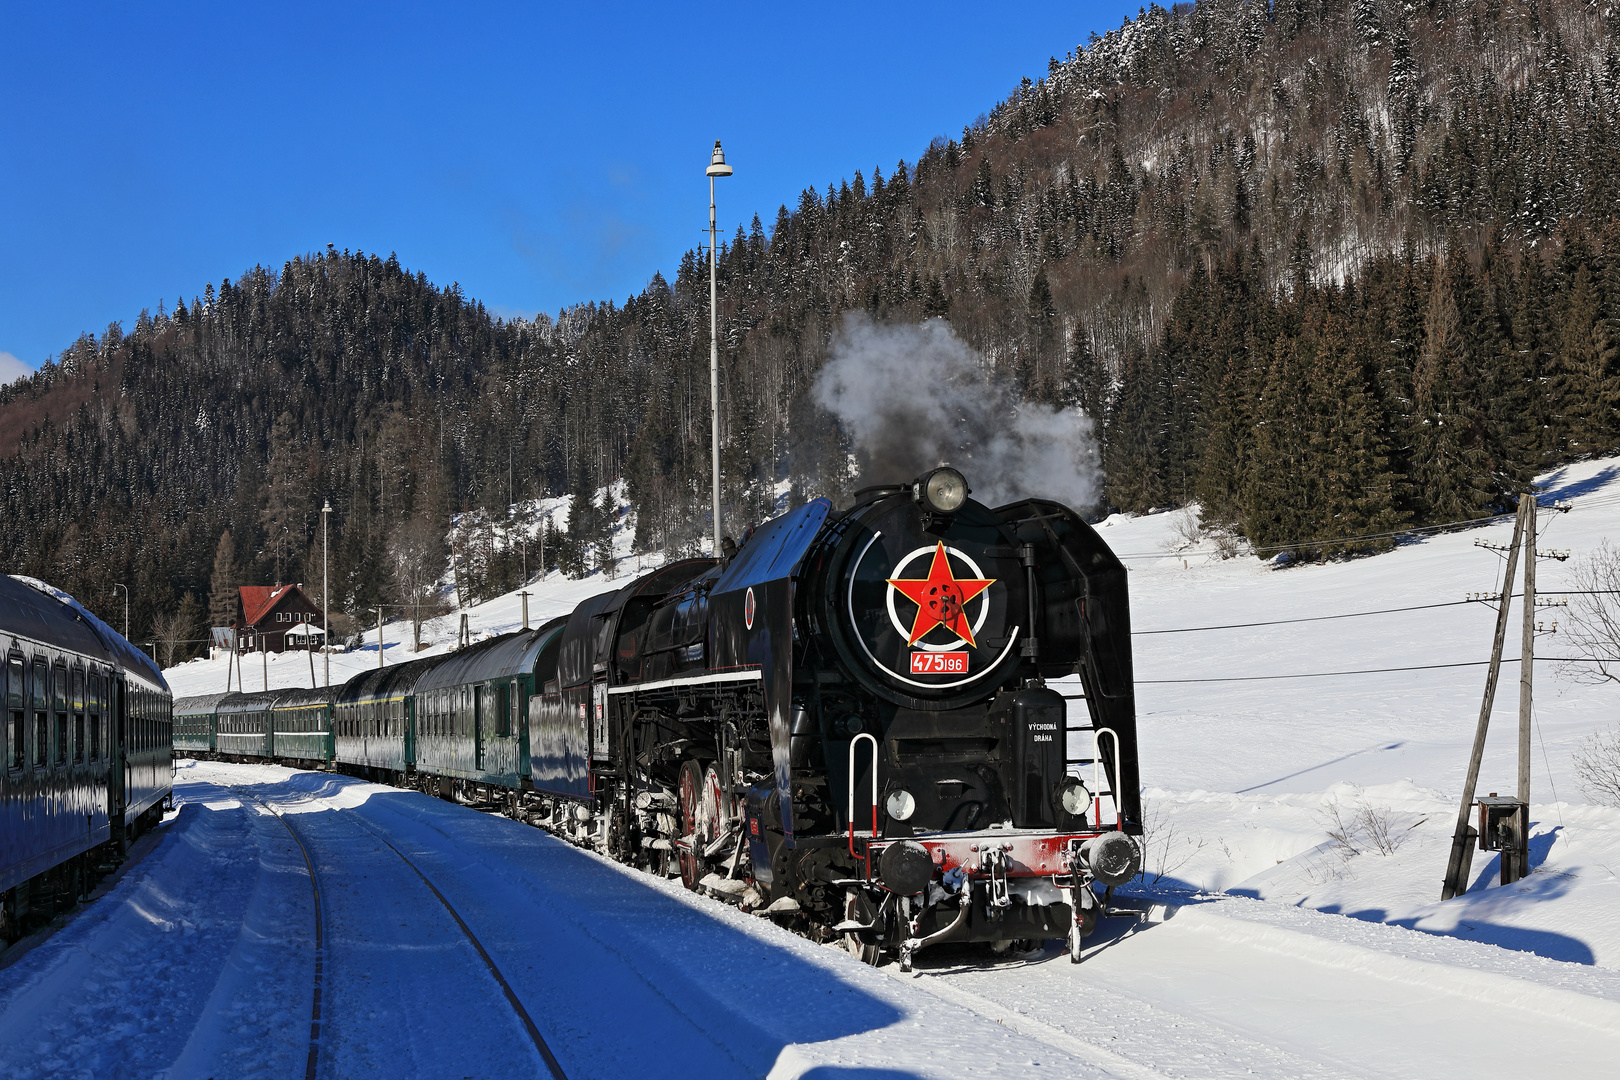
[1056,777,1091,817]
[885,788,917,821]
[917,467,969,514]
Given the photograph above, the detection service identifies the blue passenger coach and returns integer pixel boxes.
[1,576,172,941]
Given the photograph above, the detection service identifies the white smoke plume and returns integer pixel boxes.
[813,315,1103,511]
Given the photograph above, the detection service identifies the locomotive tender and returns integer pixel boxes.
[175,467,1141,965]
[1,576,173,942]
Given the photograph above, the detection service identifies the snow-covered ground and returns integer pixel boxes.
[8,456,1620,1077]
[0,761,1115,1079]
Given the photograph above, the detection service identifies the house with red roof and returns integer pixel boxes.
[235,584,325,653]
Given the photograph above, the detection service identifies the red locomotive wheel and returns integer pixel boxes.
[702,763,726,847]
[677,759,706,890]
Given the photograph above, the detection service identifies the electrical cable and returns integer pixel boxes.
[1131,592,1620,635]
[1532,701,1567,834]
[1136,655,1620,684]
[1133,599,1476,634]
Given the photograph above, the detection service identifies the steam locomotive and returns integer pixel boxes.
[177,467,1142,966]
[531,466,1141,966]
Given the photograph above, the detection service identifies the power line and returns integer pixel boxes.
[1134,599,1476,634]
[1135,655,1619,685]
[1132,590,1620,635]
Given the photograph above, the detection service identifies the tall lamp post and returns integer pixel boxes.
[112,582,129,641]
[706,140,732,559]
[321,499,332,688]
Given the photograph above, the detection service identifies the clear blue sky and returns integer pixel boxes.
[0,1,1137,373]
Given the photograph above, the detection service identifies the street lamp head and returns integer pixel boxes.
[322,498,332,513]
[706,140,733,177]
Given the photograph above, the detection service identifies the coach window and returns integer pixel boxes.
[90,675,103,760]
[495,683,510,737]
[51,661,67,765]
[7,654,23,771]
[70,667,85,764]
[31,659,47,768]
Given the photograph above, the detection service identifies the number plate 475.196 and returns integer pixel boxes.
[910,651,968,674]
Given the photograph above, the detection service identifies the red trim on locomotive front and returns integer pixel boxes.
[858,831,1106,880]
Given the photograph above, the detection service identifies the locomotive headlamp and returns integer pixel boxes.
[1056,778,1091,817]
[885,788,917,821]
[917,467,968,514]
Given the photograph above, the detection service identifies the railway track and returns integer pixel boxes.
[234,787,568,1080]
[231,790,327,1080]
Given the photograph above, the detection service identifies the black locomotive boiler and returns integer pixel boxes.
[530,467,1142,966]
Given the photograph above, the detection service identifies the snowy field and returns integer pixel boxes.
[6,457,1620,1077]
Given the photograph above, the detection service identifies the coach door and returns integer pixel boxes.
[473,684,486,771]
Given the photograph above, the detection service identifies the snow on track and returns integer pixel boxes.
[1,761,1120,1079]
[0,783,312,1080]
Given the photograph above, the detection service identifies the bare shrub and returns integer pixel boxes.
[1163,506,1203,552]
[1209,527,1246,560]
[1573,725,1620,808]
[1559,541,1620,686]
[1140,798,1207,884]
[1319,791,1409,858]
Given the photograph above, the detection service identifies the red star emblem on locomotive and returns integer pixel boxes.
[886,542,996,647]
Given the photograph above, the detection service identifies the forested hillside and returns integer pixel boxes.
[3,0,1619,651]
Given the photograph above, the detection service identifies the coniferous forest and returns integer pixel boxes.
[4,0,1620,655]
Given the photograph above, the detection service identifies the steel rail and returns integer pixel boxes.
[345,814,569,1080]
[231,789,326,1080]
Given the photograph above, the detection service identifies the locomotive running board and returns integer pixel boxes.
[607,669,763,694]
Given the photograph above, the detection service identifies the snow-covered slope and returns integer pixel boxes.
[1087,454,1620,971]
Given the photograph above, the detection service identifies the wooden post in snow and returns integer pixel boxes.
[1441,495,1528,901]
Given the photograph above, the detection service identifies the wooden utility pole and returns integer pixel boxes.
[449,513,463,609]
[1441,496,1528,900]
[1518,496,1536,808]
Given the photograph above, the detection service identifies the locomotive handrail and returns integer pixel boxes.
[1093,727,1123,829]
[847,732,879,864]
